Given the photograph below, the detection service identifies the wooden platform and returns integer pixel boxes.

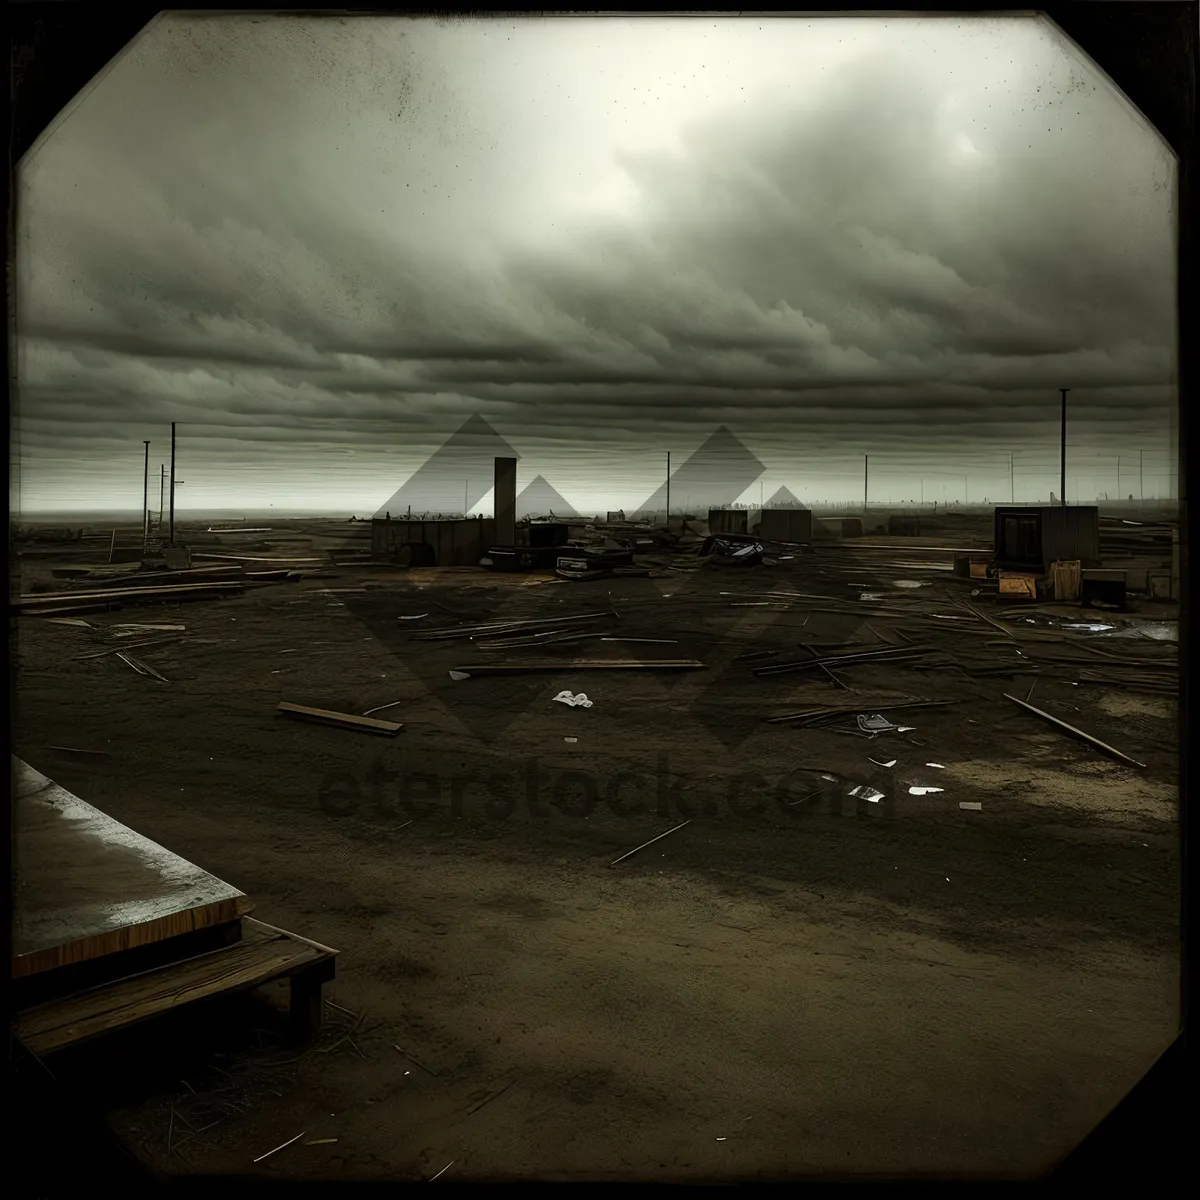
[13,917,338,1056]
[12,758,252,979]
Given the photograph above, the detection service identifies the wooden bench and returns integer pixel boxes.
[12,918,337,1057]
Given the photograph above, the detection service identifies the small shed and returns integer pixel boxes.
[757,508,813,543]
[708,509,749,535]
[993,505,1101,573]
[371,517,496,566]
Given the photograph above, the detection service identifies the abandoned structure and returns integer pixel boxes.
[708,509,749,535]
[371,454,524,567]
[757,508,813,543]
[371,516,497,566]
[992,505,1102,573]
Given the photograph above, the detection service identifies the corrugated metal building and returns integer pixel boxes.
[708,509,749,535]
[993,505,1101,572]
[371,517,496,567]
[757,508,813,543]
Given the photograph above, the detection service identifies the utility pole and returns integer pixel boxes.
[1140,449,1144,500]
[142,441,150,540]
[1010,452,1014,504]
[169,422,177,546]
[464,479,468,516]
[863,454,869,514]
[665,451,671,521]
[1059,388,1069,507]
[920,478,924,506]
[964,475,968,506]
[159,464,165,527]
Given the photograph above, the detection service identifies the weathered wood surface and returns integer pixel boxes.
[276,702,404,735]
[13,918,337,1055]
[12,758,252,979]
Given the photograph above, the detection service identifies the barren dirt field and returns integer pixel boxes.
[12,525,1181,1180]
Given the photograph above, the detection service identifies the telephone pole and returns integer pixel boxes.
[1010,452,1014,504]
[142,441,150,540]
[665,451,671,521]
[169,422,177,546]
[1059,388,1069,507]
[1140,449,1144,500]
[159,465,165,526]
[863,454,869,514]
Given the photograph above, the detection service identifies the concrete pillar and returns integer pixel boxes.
[494,457,517,546]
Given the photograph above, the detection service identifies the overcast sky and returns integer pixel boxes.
[14,13,1178,516]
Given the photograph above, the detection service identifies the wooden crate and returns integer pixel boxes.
[1051,559,1082,602]
[999,573,1037,600]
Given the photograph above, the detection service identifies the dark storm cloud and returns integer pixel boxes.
[14,15,1178,511]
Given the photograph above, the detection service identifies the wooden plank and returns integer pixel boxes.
[276,702,403,735]
[192,553,325,564]
[1002,694,1147,768]
[12,759,252,979]
[449,659,707,677]
[13,923,337,1055]
[17,582,244,606]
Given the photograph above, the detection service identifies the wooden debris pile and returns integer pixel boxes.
[16,561,304,617]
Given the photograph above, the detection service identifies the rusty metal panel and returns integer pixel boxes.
[370,517,494,565]
[708,509,748,535]
[1041,505,1100,568]
[758,508,812,543]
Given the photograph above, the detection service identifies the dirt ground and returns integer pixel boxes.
[11,529,1182,1180]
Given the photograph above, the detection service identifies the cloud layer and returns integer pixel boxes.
[15,14,1178,513]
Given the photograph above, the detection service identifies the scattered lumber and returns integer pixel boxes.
[15,582,244,610]
[1002,692,1146,768]
[193,553,325,564]
[410,611,616,642]
[276,702,403,736]
[73,637,181,659]
[754,645,932,677]
[766,699,954,726]
[66,565,245,588]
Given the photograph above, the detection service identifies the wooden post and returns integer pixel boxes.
[1059,389,1069,508]
[142,441,150,542]
[169,422,177,546]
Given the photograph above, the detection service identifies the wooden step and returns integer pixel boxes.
[12,918,337,1055]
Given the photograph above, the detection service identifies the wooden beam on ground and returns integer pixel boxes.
[15,582,244,608]
[1003,693,1146,768]
[276,702,403,736]
[448,659,706,678]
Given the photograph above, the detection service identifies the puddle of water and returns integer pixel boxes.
[1100,623,1177,642]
